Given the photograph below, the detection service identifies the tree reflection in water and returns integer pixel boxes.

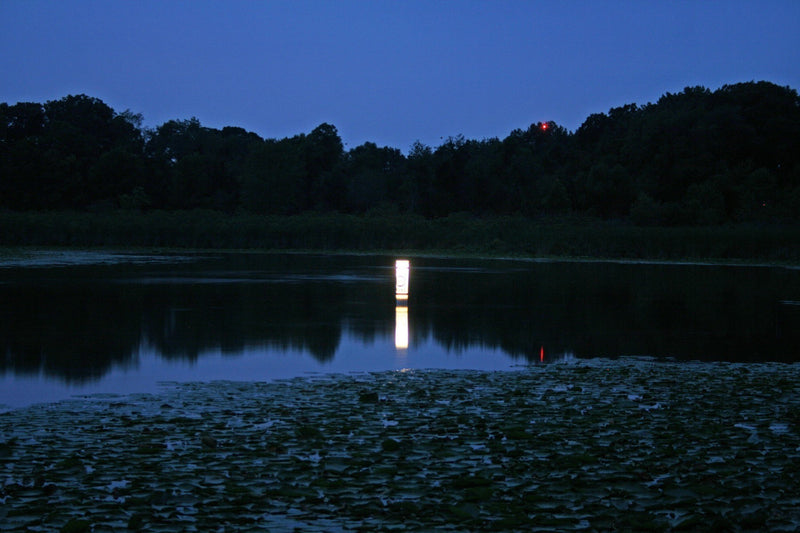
[1,253,799,384]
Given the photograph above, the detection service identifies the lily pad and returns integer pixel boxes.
[1,360,799,531]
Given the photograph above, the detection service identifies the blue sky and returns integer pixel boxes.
[2,0,798,152]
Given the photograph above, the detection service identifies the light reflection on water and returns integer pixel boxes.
[1,251,799,410]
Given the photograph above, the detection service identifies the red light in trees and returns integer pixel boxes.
[540,122,549,132]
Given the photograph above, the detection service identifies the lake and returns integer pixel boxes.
[2,251,799,410]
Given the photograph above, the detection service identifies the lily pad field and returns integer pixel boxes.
[2,359,799,532]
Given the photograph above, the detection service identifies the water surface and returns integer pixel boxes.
[2,251,798,409]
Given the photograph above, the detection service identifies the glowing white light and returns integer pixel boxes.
[395,305,409,350]
[395,260,410,300]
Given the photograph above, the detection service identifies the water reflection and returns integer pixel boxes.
[539,350,577,365]
[395,305,409,350]
[0,253,799,388]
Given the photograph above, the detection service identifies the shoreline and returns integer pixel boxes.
[1,210,799,266]
[2,245,800,270]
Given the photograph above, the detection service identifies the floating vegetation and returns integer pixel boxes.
[1,359,799,531]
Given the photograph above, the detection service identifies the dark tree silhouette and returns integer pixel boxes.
[2,83,798,224]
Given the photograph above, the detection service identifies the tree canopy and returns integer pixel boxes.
[1,81,798,224]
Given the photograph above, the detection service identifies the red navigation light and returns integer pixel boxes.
[540,122,549,132]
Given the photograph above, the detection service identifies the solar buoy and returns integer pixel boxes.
[395,259,409,302]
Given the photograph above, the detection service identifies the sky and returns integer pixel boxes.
[2,0,799,153]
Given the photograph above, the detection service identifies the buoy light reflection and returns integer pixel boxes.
[395,260,410,301]
[395,305,409,350]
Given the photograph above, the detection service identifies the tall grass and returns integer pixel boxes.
[0,210,798,262]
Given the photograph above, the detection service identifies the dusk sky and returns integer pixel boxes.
[2,1,798,153]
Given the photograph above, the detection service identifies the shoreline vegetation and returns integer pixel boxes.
[2,361,799,531]
[3,83,798,267]
[1,210,799,265]
[3,84,799,246]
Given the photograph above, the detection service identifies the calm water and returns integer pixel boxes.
[2,251,799,409]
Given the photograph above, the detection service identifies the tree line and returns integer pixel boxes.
[1,81,798,225]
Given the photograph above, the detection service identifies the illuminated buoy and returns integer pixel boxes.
[395,260,410,302]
